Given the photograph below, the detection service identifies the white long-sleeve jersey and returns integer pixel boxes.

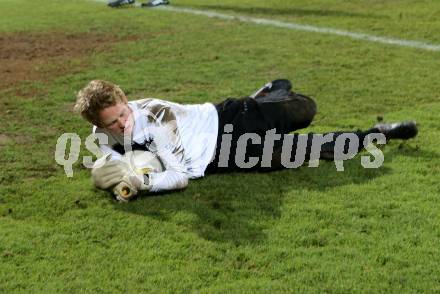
[93,98,219,192]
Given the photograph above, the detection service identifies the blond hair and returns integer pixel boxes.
[74,80,128,126]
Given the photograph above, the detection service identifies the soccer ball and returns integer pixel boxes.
[113,150,164,202]
[122,150,164,174]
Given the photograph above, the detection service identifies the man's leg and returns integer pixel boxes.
[206,81,416,172]
[213,79,316,136]
[249,122,417,171]
[209,128,372,172]
[248,79,317,133]
[208,120,417,173]
[254,89,317,133]
[207,91,315,172]
[207,81,316,173]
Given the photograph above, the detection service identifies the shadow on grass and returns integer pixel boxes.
[189,4,385,20]
[113,152,404,246]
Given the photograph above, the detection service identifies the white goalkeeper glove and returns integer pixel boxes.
[91,154,150,197]
[113,180,138,202]
[91,155,126,189]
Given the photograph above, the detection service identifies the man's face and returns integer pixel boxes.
[99,103,133,135]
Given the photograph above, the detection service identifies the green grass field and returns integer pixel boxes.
[1,0,439,292]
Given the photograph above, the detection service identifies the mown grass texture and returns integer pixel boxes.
[0,0,439,292]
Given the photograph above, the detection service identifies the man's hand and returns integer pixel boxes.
[113,180,138,202]
[91,159,130,189]
[92,154,151,198]
[112,172,151,201]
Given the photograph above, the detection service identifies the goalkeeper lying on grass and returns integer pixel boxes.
[74,79,418,201]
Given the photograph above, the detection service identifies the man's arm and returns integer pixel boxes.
[146,106,189,192]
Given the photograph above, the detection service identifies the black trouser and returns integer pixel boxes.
[206,92,379,173]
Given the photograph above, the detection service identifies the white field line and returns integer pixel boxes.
[94,0,440,52]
